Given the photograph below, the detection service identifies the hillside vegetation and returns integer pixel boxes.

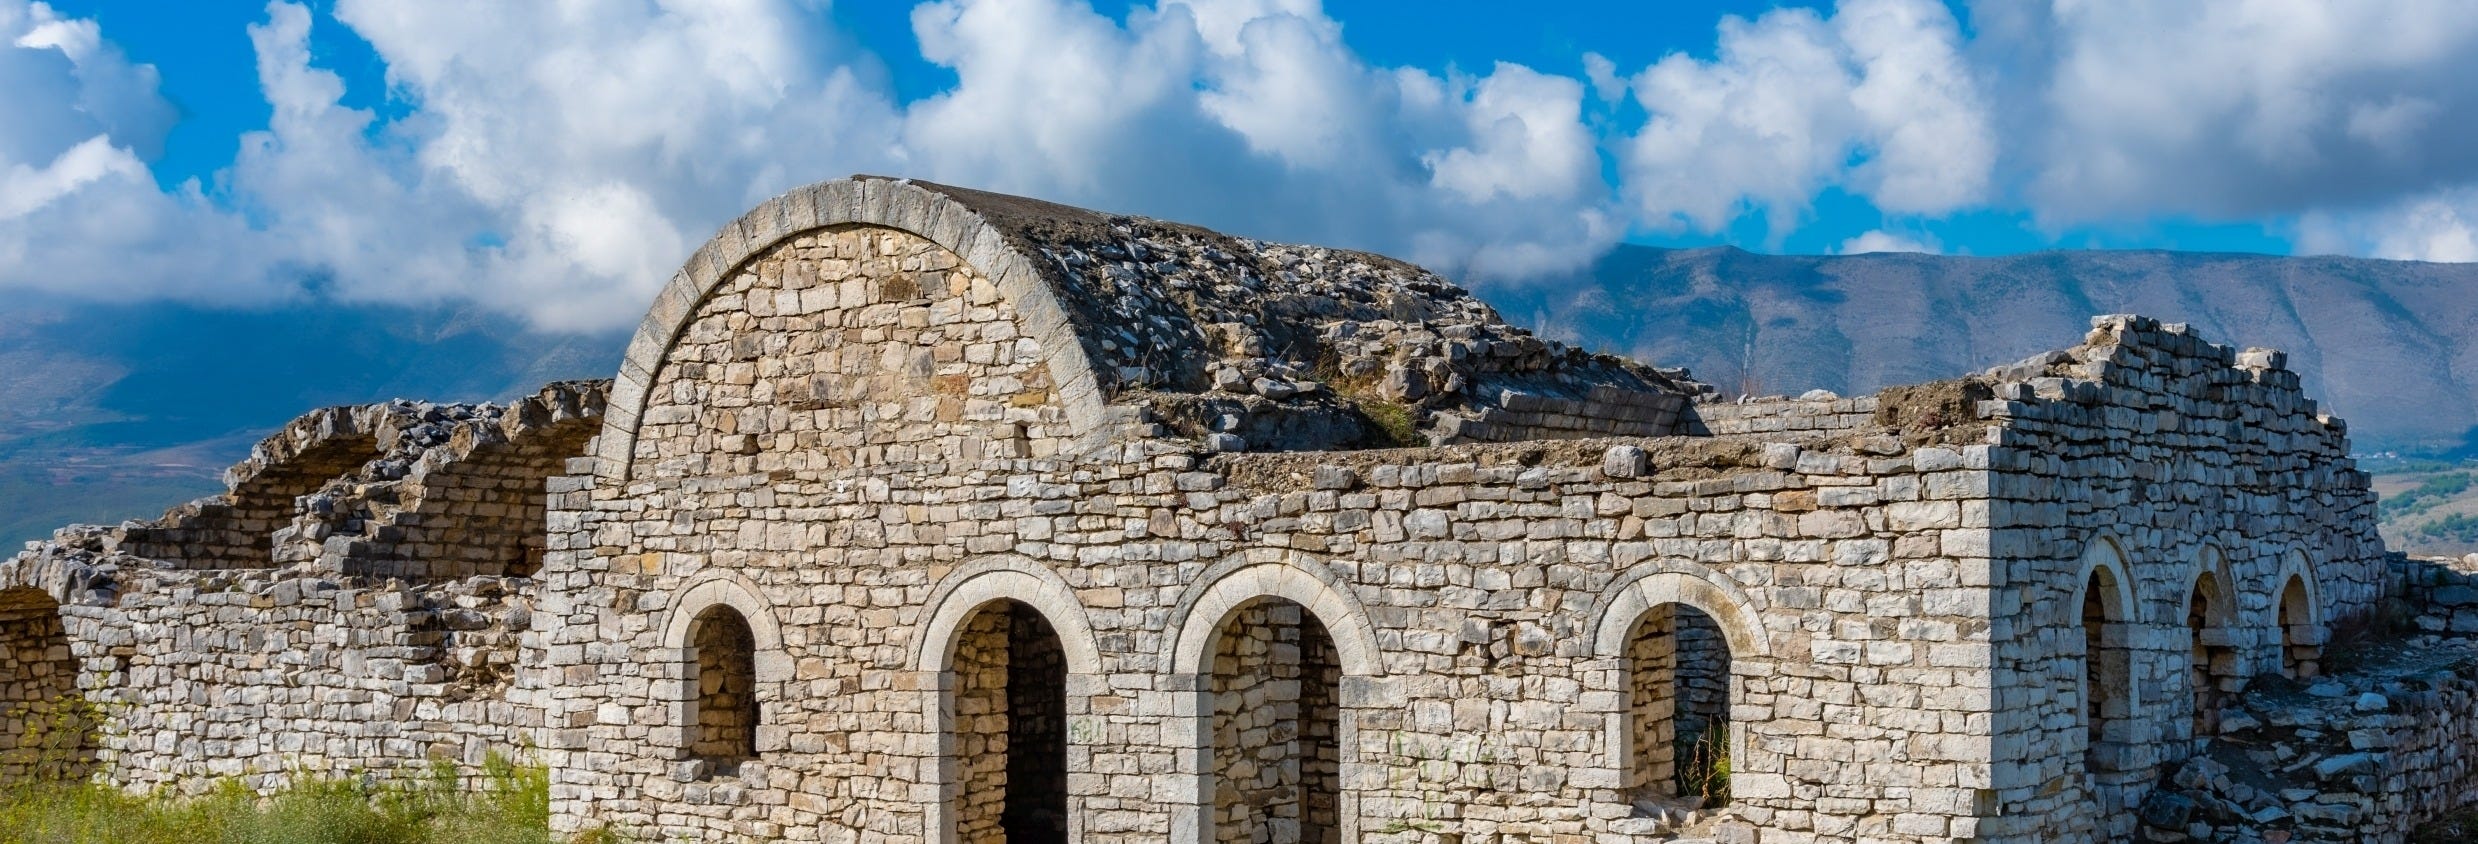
[2372,461,2478,555]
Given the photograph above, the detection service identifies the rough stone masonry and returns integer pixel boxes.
[3,175,2469,844]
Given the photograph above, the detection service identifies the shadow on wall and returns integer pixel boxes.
[0,587,97,783]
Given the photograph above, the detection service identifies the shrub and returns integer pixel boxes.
[1675,726,1731,807]
[1352,399,1423,449]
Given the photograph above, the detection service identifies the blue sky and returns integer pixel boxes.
[5,0,2475,330]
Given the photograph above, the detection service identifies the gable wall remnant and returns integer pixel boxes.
[0,382,609,793]
[1978,316,2387,842]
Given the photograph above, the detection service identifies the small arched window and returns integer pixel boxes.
[688,605,760,771]
[2278,576,2319,679]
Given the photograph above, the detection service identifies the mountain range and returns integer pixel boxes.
[1498,246,2478,453]
[4,245,2474,545]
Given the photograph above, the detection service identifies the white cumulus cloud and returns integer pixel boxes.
[2296,191,2478,263]
[1837,229,1942,255]
[1619,0,1991,236]
[2021,0,2478,222]
[4,0,2478,333]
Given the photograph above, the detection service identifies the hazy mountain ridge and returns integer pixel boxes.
[1497,245,2478,453]
[0,296,627,544]
[6,246,2477,546]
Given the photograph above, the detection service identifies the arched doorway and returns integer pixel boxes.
[1625,602,1733,809]
[948,599,1070,844]
[0,587,92,782]
[1206,596,1341,844]
[688,605,760,774]
[2185,571,2236,743]
[2080,563,2134,782]
[2279,576,2319,679]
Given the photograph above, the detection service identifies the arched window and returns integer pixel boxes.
[688,605,759,772]
[948,599,1070,844]
[1207,596,1342,844]
[2080,562,2134,778]
[1626,602,1733,810]
[2279,576,2320,679]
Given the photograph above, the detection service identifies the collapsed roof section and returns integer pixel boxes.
[862,176,1711,451]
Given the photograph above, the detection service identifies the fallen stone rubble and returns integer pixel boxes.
[2137,555,2478,843]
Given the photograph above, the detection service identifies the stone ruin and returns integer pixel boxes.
[1,175,2473,843]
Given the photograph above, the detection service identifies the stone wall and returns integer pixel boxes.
[0,544,536,792]
[0,384,602,796]
[95,569,534,791]
[1983,316,2387,842]
[1685,395,1880,437]
[0,586,87,782]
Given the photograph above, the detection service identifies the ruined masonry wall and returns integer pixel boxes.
[2327,654,2478,841]
[1984,317,2387,844]
[0,589,84,782]
[1687,395,1880,437]
[57,568,534,792]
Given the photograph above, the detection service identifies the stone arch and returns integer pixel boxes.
[1587,562,1772,821]
[914,557,1103,676]
[658,573,790,770]
[2181,546,2240,741]
[2273,550,2323,679]
[596,176,1111,482]
[1166,553,1383,677]
[917,559,1104,844]
[1588,563,1773,660]
[1165,554,1384,844]
[2071,535,2140,784]
[2177,546,2236,625]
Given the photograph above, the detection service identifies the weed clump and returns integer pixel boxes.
[0,755,598,844]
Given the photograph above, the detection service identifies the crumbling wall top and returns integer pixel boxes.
[876,176,1709,450]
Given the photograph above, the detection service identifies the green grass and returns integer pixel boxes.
[0,757,590,844]
[1352,399,1424,449]
[1675,726,1731,807]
